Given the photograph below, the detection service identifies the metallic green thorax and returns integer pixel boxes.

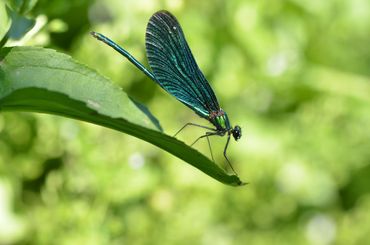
[210,109,231,132]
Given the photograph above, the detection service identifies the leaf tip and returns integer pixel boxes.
[227,175,247,187]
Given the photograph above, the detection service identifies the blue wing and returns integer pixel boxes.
[145,10,220,118]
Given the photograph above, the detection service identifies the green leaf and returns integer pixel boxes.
[6,0,38,14]
[0,46,244,186]
[0,2,11,42]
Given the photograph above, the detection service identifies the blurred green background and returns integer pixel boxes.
[1,0,370,244]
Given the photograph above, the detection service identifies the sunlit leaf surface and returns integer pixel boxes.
[0,46,244,186]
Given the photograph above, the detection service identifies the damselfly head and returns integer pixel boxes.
[232,125,242,141]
